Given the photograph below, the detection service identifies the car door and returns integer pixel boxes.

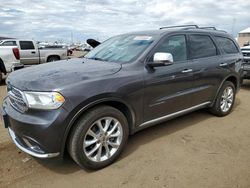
[143,34,194,123]
[19,41,39,65]
[186,34,222,106]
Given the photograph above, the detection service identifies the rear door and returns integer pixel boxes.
[19,41,39,65]
[186,34,223,106]
[143,34,194,123]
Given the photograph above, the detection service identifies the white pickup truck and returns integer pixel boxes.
[0,45,23,82]
[0,39,68,65]
[241,45,250,62]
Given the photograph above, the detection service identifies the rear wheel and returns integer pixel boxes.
[68,105,129,170]
[47,56,60,62]
[209,81,236,116]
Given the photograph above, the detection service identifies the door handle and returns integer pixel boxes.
[219,63,228,67]
[31,51,36,54]
[181,69,193,73]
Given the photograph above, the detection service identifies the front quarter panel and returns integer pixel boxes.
[59,63,145,136]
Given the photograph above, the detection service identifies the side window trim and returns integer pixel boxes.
[186,33,219,60]
[146,34,189,64]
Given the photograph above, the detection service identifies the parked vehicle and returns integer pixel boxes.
[2,25,243,170]
[241,45,250,79]
[0,45,23,82]
[0,39,68,65]
[241,45,250,62]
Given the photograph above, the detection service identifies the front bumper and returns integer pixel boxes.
[8,128,59,158]
[1,98,69,159]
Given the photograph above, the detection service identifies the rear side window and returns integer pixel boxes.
[215,36,239,54]
[0,41,17,46]
[189,35,217,59]
[151,35,187,62]
[20,41,35,50]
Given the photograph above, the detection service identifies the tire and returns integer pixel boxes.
[68,105,129,170]
[0,70,2,84]
[47,56,60,62]
[209,81,236,117]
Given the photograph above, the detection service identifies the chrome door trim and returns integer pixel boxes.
[140,102,211,127]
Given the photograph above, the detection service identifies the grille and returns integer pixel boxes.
[7,84,28,112]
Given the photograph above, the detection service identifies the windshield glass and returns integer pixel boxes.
[85,34,155,63]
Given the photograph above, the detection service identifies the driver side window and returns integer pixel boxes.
[150,35,187,62]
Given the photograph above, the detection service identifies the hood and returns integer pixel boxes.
[7,58,122,91]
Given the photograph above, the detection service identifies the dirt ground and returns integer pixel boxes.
[0,60,250,187]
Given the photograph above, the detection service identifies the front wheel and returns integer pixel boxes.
[209,81,236,116]
[68,105,129,170]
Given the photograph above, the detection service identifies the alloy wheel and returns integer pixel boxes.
[220,86,234,113]
[83,117,123,162]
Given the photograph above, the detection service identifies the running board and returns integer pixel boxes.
[139,102,211,127]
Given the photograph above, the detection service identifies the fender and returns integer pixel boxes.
[60,96,136,155]
[210,73,239,107]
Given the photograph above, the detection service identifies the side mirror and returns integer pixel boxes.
[148,52,174,67]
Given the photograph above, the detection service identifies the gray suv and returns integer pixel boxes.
[2,25,243,169]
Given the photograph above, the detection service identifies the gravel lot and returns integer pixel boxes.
[0,58,250,187]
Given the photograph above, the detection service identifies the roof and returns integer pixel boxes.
[125,27,229,37]
[239,27,250,34]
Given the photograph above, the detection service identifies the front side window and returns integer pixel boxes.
[20,41,35,50]
[189,35,217,59]
[85,34,155,63]
[215,36,239,54]
[151,35,187,62]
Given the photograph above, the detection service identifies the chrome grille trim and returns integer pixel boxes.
[7,84,28,112]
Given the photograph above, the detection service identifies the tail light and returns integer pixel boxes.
[12,48,20,60]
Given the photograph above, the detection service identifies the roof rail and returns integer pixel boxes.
[159,25,228,33]
[200,27,227,33]
[199,27,217,30]
[159,25,199,30]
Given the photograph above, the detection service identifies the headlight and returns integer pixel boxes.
[23,91,65,110]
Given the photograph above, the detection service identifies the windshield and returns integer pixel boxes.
[85,34,155,63]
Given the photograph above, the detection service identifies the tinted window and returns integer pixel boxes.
[20,41,35,50]
[0,41,17,46]
[189,35,217,59]
[152,35,187,62]
[215,36,239,54]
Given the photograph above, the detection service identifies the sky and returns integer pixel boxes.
[0,0,250,43]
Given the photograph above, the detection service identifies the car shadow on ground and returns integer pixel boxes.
[34,96,242,174]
